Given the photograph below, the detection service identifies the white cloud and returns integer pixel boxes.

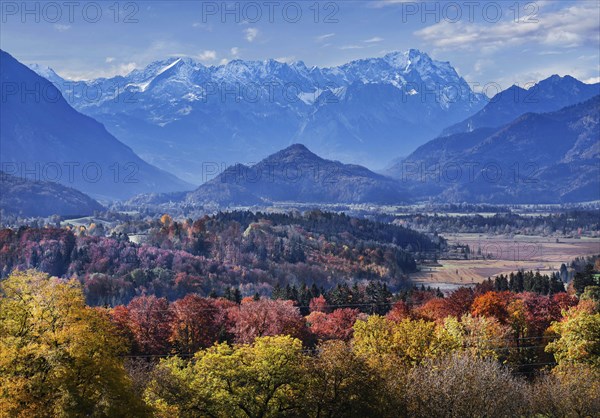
[340,44,364,50]
[316,33,335,42]
[415,3,599,51]
[584,76,600,84]
[192,22,212,31]
[53,24,71,32]
[220,58,229,65]
[105,57,115,63]
[275,56,296,63]
[196,50,217,62]
[117,62,137,75]
[473,58,493,74]
[230,47,240,57]
[364,37,384,43]
[244,28,259,42]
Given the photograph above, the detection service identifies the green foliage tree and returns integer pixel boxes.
[581,285,600,308]
[572,264,596,295]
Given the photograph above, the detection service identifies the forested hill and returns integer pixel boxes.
[206,210,441,252]
[0,171,104,217]
[0,211,442,306]
[185,144,407,206]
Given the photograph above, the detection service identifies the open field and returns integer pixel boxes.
[411,233,600,288]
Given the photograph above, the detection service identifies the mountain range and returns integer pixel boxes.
[0,50,192,200]
[442,75,600,136]
[32,49,486,183]
[390,95,600,203]
[4,48,599,208]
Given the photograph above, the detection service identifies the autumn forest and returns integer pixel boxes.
[1,210,599,417]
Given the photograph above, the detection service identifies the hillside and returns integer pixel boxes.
[0,50,193,200]
[0,211,441,302]
[391,96,600,203]
[0,172,104,217]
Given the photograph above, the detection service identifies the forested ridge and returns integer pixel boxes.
[0,211,439,306]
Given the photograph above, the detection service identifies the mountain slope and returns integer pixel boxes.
[185,144,407,205]
[392,96,600,203]
[34,50,485,182]
[442,75,599,136]
[1,50,193,200]
[0,172,104,217]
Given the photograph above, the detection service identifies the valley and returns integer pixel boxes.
[412,234,600,289]
[2,3,599,414]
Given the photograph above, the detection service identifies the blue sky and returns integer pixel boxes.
[1,0,599,89]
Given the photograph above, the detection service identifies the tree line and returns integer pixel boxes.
[2,270,599,417]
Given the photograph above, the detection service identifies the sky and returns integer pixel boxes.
[1,0,599,90]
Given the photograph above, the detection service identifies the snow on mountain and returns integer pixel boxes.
[33,49,486,183]
[2,50,193,200]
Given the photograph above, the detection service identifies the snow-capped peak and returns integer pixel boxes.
[29,49,485,128]
[28,63,61,82]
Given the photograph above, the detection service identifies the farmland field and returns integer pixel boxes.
[411,233,600,289]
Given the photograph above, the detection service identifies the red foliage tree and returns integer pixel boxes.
[444,287,475,318]
[471,291,514,324]
[109,305,135,350]
[211,298,238,342]
[309,295,329,313]
[169,295,223,354]
[517,293,562,336]
[413,298,450,322]
[386,300,410,322]
[306,308,360,341]
[229,299,307,344]
[125,295,173,355]
[552,292,579,312]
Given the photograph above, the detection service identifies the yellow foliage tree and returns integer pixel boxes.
[0,270,146,417]
[301,340,382,417]
[145,335,305,418]
[353,316,458,369]
[443,314,511,360]
[160,214,172,227]
[546,307,600,368]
